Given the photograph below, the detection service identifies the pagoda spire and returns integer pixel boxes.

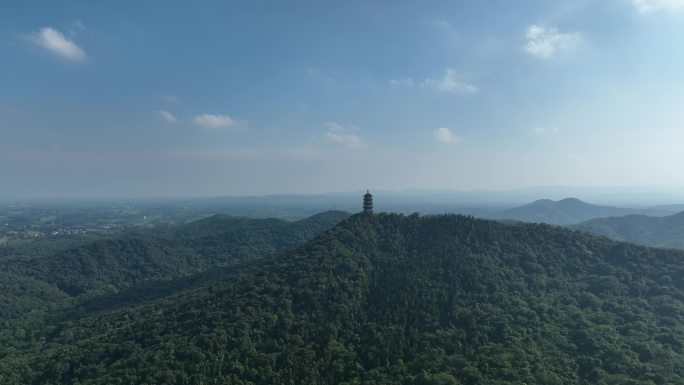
[363,190,373,214]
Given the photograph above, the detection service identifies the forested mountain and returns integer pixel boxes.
[3,213,684,384]
[0,211,349,322]
[493,197,640,225]
[572,211,684,249]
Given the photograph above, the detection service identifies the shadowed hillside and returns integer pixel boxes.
[572,211,684,249]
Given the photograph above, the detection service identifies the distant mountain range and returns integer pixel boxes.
[493,197,684,249]
[195,192,684,221]
[572,211,684,249]
[489,197,642,225]
[202,186,684,208]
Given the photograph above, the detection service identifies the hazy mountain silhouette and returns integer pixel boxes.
[492,197,641,225]
[573,210,684,249]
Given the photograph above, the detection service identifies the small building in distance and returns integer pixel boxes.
[363,190,373,214]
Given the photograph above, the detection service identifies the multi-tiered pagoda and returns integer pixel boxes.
[363,190,373,214]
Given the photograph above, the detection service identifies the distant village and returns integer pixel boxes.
[0,206,126,243]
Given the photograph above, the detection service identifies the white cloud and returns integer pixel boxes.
[27,27,86,61]
[157,110,179,124]
[193,113,243,130]
[421,69,477,93]
[433,127,459,143]
[532,126,559,134]
[323,122,366,149]
[633,0,684,12]
[525,24,580,59]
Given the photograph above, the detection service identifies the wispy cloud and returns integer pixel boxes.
[633,0,684,12]
[324,132,366,149]
[324,121,359,132]
[525,24,580,59]
[193,114,244,130]
[391,69,476,93]
[306,67,335,85]
[66,21,86,36]
[433,127,459,143]
[26,27,86,61]
[390,78,415,87]
[432,20,459,41]
[157,93,180,103]
[323,121,366,149]
[432,20,451,29]
[532,126,559,134]
[422,69,477,93]
[72,21,86,31]
[157,110,179,124]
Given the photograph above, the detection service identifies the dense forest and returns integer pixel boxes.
[0,211,349,323]
[2,212,684,384]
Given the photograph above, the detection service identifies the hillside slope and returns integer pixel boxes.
[493,197,639,225]
[3,213,684,384]
[572,211,684,248]
[0,211,349,322]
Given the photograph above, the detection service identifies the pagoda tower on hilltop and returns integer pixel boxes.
[363,190,373,214]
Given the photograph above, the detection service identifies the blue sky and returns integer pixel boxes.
[2,0,684,198]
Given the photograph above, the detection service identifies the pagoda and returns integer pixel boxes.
[363,190,373,214]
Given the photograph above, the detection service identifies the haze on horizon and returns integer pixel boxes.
[2,1,684,199]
